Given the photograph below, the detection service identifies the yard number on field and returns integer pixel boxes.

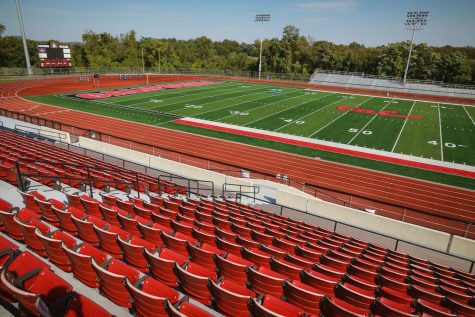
[229,111,249,116]
[280,118,305,124]
[348,128,372,135]
[427,141,467,148]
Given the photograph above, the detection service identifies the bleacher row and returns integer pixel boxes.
[0,130,475,316]
[0,129,185,195]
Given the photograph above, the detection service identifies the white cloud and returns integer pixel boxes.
[293,0,358,12]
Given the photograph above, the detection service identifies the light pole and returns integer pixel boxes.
[15,0,33,75]
[141,47,145,75]
[254,13,270,80]
[158,49,161,74]
[402,11,429,85]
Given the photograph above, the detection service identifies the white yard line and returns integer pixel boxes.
[347,99,395,144]
[240,92,333,126]
[309,96,374,138]
[187,89,299,117]
[274,96,349,132]
[463,106,475,127]
[437,102,444,161]
[152,86,267,110]
[391,101,417,152]
[217,92,316,122]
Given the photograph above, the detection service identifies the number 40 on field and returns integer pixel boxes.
[427,141,467,148]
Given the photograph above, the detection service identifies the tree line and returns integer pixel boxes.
[0,23,473,85]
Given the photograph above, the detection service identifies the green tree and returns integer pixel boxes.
[437,51,472,84]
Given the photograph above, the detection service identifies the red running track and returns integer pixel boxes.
[0,76,474,237]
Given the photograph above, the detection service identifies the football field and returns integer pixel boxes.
[29,80,475,167]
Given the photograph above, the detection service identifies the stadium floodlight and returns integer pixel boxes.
[402,10,429,85]
[254,13,271,80]
[15,0,33,76]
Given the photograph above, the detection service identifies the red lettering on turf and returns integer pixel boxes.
[337,105,424,119]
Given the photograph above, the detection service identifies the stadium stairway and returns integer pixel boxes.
[1,129,475,316]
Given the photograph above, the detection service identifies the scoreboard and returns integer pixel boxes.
[37,42,72,67]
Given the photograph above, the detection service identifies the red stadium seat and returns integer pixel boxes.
[409,284,445,304]
[191,228,216,246]
[214,253,255,286]
[301,270,339,295]
[79,195,103,218]
[415,298,457,317]
[282,280,324,315]
[99,204,127,227]
[442,296,475,316]
[175,261,217,305]
[251,230,274,245]
[137,221,171,244]
[242,247,272,268]
[0,208,39,241]
[161,231,195,256]
[186,242,223,268]
[377,274,410,292]
[269,258,302,280]
[93,224,130,259]
[164,297,214,317]
[71,214,107,246]
[378,286,414,305]
[320,296,371,317]
[215,236,242,256]
[63,293,112,317]
[171,219,194,236]
[33,197,61,225]
[215,226,237,240]
[259,243,286,259]
[118,235,156,272]
[116,199,135,215]
[343,273,378,292]
[117,213,147,237]
[0,250,50,302]
[63,242,108,288]
[249,294,306,317]
[145,247,187,287]
[92,258,140,307]
[37,229,77,271]
[295,245,323,263]
[284,253,313,270]
[372,297,416,316]
[209,278,255,317]
[246,266,286,297]
[1,267,73,316]
[13,216,50,256]
[18,190,44,213]
[52,206,85,236]
[126,276,180,317]
[335,282,375,310]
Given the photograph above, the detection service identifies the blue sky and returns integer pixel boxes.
[0,0,474,47]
